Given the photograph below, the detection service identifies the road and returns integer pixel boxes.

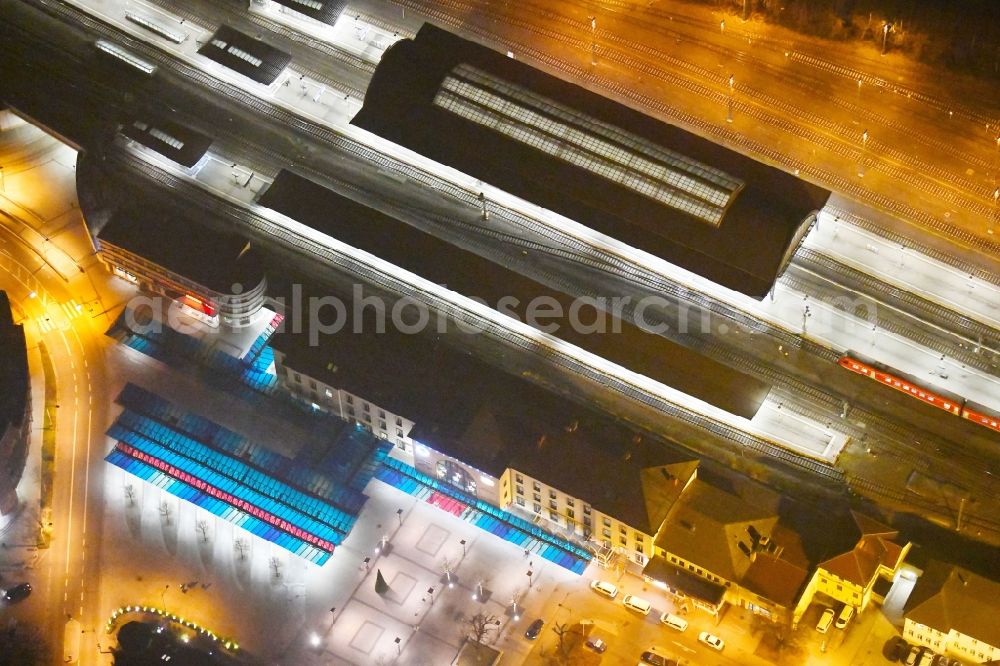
[0,121,120,664]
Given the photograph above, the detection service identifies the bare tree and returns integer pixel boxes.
[159,501,172,525]
[464,612,501,645]
[269,557,282,579]
[234,538,249,561]
[196,519,209,543]
[124,484,136,507]
[750,613,803,663]
[550,622,575,665]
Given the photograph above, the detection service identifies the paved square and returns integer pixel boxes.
[387,571,416,605]
[349,620,384,652]
[416,523,448,556]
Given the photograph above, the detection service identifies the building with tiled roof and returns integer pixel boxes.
[903,561,1000,663]
[791,511,910,626]
[642,476,809,622]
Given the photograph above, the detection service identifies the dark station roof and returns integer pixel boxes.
[270,0,348,26]
[97,206,264,294]
[269,277,689,532]
[259,169,770,419]
[198,25,291,85]
[351,24,832,298]
[119,115,212,168]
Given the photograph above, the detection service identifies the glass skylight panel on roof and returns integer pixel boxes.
[433,65,744,225]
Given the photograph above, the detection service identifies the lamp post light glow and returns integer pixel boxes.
[858,129,869,177]
[588,16,597,66]
[881,23,891,55]
[726,75,735,123]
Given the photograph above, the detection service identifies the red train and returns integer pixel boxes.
[838,354,1000,435]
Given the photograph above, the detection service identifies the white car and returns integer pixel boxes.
[622,594,652,615]
[816,608,835,634]
[589,580,618,599]
[698,632,725,651]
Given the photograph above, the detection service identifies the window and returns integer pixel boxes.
[533,482,541,492]
[347,407,355,417]
[396,429,404,437]
[379,421,387,430]
[516,485,523,495]
[619,537,627,546]
[567,509,574,519]
[636,534,644,543]
[602,518,611,528]
[346,395,353,405]
[516,497,525,507]
[583,506,590,515]
[309,380,317,390]
[619,526,627,535]
[549,490,557,500]
[379,410,385,419]
[549,501,557,510]
[363,413,371,422]
[294,372,302,383]
[549,510,558,521]
[583,517,590,527]
[363,402,370,412]
[325,389,333,398]
[635,543,644,552]
[533,503,541,513]
[566,498,574,507]
[533,493,541,502]
[515,474,523,484]
[602,528,611,538]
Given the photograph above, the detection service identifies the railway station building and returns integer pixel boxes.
[791,511,910,627]
[903,561,1000,663]
[0,291,30,518]
[353,24,832,299]
[94,206,267,329]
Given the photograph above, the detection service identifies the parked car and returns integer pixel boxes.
[585,637,607,653]
[590,580,619,599]
[916,651,936,666]
[622,594,652,615]
[660,612,688,632]
[698,632,725,651]
[816,608,835,633]
[2,582,31,603]
[835,604,855,629]
[639,651,668,666]
[904,646,923,666]
[524,618,544,640]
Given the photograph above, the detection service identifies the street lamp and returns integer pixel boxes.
[460,539,467,556]
[726,75,735,124]
[526,570,534,590]
[396,508,404,526]
[881,23,891,55]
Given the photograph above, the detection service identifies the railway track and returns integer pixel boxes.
[792,248,1000,356]
[109,147,848,485]
[391,0,1000,255]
